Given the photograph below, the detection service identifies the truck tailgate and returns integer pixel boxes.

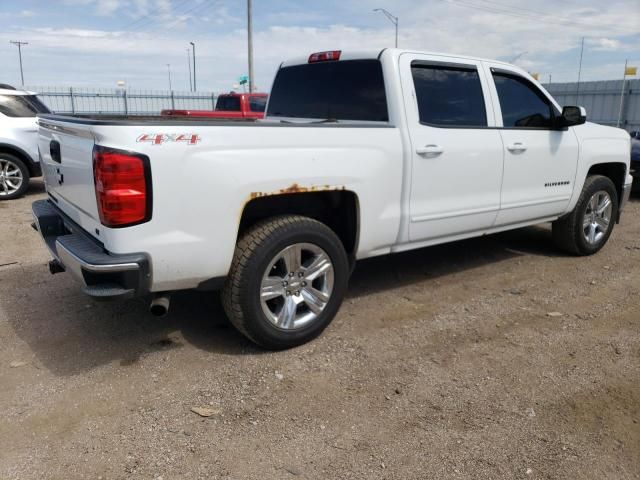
[38,118,99,222]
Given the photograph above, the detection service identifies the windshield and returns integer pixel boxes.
[0,94,51,117]
[267,59,388,122]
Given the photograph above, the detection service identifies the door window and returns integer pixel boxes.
[411,63,487,127]
[492,72,558,128]
[0,94,49,117]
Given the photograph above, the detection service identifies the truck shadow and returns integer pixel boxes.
[4,224,560,377]
[349,224,558,298]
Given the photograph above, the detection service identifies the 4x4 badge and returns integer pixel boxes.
[136,133,200,145]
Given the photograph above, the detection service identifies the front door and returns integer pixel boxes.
[486,66,579,226]
[399,53,504,242]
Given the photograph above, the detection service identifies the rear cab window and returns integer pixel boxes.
[0,94,50,117]
[215,96,241,112]
[266,59,388,122]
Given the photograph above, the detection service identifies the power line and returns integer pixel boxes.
[121,0,218,30]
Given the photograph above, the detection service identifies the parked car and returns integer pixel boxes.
[631,137,640,190]
[160,92,268,119]
[0,84,50,199]
[32,49,633,349]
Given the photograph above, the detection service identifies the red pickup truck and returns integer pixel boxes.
[161,92,268,119]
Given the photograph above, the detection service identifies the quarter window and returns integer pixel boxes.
[492,72,558,128]
[411,63,487,127]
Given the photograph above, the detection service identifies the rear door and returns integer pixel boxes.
[485,65,579,226]
[399,53,504,241]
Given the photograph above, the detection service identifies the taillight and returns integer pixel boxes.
[308,50,341,63]
[93,146,152,227]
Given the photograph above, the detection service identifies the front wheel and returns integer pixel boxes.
[222,215,349,350]
[552,175,618,255]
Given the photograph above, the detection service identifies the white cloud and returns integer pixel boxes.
[587,37,622,51]
[0,0,638,89]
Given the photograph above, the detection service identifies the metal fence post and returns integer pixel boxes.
[171,91,175,110]
[69,87,75,114]
[123,90,128,115]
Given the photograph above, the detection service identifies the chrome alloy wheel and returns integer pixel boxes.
[0,158,24,197]
[260,242,335,330]
[583,190,612,245]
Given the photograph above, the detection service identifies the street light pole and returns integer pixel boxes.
[9,40,28,85]
[576,36,585,104]
[247,0,255,93]
[190,42,196,91]
[187,48,192,91]
[373,9,398,48]
[166,63,172,91]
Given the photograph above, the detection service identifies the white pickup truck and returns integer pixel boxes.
[32,49,633,349]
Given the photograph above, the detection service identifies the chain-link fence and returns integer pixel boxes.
[26,86,218,115]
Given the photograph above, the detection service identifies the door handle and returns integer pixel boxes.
[416,144,444,156]
[506,142,527,153]
[50,140,62,163]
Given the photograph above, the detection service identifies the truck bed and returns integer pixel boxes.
[37,114,392,128]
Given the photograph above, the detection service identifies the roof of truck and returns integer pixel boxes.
[281,48,518,70]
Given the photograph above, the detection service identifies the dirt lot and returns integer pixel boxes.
[1,180,639,480]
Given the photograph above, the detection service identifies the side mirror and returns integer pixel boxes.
[559,106,586,127]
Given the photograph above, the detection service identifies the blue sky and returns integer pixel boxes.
[0,0,638,91]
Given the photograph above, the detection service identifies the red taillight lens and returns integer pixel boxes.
[308,50,341,63]
[93,146,151,227]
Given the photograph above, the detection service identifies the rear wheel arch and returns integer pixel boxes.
[0,144,39,177]
[237,190,360,264]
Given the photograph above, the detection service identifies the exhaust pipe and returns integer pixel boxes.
[149,294,171,317]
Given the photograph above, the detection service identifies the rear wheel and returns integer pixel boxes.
[222,215,349,349]
[552,175,618,255]
[0,154,29,200]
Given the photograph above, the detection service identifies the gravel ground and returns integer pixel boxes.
[1,179,639,480]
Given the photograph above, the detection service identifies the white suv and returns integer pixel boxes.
[0,84,50,199]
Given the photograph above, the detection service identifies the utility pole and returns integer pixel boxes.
[166,64,172,91]
[190,42,196,91]
[617,60,628,128]
[576,36,585,103]
[247,0,254,93]
[187,48,192,91]
[373,9,398,48]
[9,40,28,85]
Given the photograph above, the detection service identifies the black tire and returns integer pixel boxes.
[222,215,349,350]
[552,175,618,255]
[0,153,30,200]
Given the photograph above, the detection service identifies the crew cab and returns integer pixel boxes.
[0,84,50,199]
[32,49,632,349]
[160,92,267,119]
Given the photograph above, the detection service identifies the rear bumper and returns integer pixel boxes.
[31,199,150,300]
